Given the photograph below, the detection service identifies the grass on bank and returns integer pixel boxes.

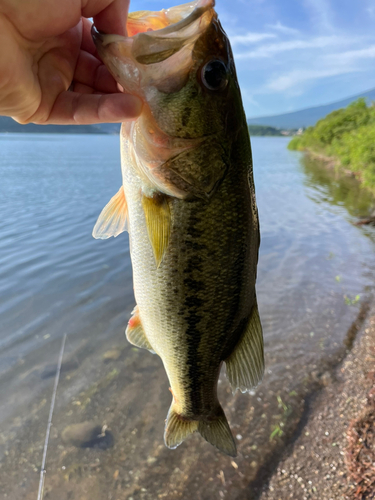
[288,99,375,190]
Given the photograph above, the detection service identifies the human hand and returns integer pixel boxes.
[0,0,142,125]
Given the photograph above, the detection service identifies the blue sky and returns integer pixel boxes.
[129,0,375,118]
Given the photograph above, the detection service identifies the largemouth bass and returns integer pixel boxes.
[92,0,264,457]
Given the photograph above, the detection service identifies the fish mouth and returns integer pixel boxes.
[92,0,215,42]
[92,1,231,200]
[92,0,217,96]
[92,0,215,40]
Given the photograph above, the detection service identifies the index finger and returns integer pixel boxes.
[83,0,130,36]
[37,91,142,125]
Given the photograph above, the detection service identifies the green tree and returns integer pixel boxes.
[288,99,375,190]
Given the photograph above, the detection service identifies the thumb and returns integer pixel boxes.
[91,0,130,36]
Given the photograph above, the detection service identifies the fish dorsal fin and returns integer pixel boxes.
[225,301,264,393]
[125,306,155,353]
[92,187,128,239]
[141,193,171,267]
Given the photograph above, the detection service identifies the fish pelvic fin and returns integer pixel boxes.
[225,300,264,394]
[141,193,171,267]
[93,186,128,239]
[125,306,155,354]
[198,406,237,457]
[164,404,199,450]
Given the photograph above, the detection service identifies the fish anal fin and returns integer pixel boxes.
[164,404,199,450]
[93,187,128,239]
[225,301,264,394]
[142,193,171,267]
[125,306,155,353]
[198,405,237,457]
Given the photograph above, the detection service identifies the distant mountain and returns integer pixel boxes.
[0,116,121,134]
[248,125,283,136]
[247,88,375,130]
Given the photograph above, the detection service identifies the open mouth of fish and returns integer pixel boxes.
[92,0,230,199]
[91,0,216,99]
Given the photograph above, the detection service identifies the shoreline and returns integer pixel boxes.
[258,300,375,500]
[252,148,375,497]
[302,148,370,189]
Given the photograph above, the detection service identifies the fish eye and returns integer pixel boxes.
[201,59,228,91]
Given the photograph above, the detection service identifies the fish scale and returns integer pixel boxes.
[124,126,259,436]
[92,0,264,456]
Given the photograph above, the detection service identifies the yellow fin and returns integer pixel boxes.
[164,404,199,450]
[164,403,236,457]
[125,306,155,353]
[198,405,237,457]
[142,193,171,267]
[92,187,128,239]
[225,301,264,393]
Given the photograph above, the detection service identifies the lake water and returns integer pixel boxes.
[1,134,374,500]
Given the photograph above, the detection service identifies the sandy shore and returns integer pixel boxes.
[259,303,375,500]
[1,299,373,500]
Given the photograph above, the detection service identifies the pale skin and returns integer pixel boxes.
[0,0,142,125]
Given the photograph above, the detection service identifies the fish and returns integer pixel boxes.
[92,0,264,457]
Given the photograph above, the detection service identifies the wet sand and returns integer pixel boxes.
[259,303,375,500]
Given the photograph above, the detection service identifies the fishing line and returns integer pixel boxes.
[37,333,67,500]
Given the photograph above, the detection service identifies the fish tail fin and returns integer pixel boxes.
[198,405,237,457]
[164,404,199,450]
[164,404,237,457]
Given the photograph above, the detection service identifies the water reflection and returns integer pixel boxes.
[300,154,375,218]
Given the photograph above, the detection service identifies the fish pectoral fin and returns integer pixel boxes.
[92,187,128,239]
[164,404,199,450]
[225,301,265,393]
[142,193,171,267]
[125,306,155,353]
[198,405,237,457]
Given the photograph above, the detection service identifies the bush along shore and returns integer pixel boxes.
[288,99,375,191]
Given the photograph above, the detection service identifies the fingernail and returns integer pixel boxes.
[114,94,143,120]
[123,95,143,118]
[101,94,143,122]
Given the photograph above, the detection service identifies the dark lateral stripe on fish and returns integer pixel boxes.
[182,211,207,416]
[92,0,263,456]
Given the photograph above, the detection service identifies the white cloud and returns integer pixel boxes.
[366,0,375,18]
[263,45,375,93]
[216,0,375,115]
[327,45,375,64]
[241,88,262,108]
[303,0,334,32]
[266,21,300,36]
[266,67,358,92]
[229,32,277,46]
[235,35,350,59]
